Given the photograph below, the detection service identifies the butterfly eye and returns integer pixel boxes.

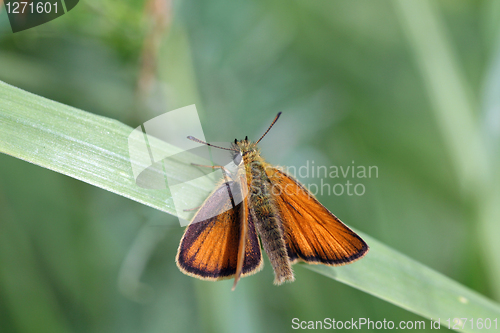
[233,153,242,165]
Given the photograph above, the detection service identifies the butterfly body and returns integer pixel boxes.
[176,114,368,290]
[234,140,294,284]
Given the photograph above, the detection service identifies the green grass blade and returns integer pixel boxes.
[1,80,499,332]
[0,80,212,221]
[306,232,500,332]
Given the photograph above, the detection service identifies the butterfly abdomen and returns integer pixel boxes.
[245,158,294,284]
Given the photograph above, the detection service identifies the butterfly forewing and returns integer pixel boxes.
[176,181,263,280]
[266,167,369,265]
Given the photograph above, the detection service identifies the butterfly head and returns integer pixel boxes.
[230,112,282,165]
[231,136,258,165]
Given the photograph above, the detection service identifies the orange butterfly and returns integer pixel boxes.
[176,113,368,290]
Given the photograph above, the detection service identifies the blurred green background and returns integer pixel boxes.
[1,0,500,332]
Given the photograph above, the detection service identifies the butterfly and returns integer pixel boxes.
[176,113,368,290]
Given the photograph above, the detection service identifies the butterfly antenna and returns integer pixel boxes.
[187,136,239,151]
[256,112,282,144]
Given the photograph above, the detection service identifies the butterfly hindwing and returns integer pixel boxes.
[176,180,263,280]
[265,167,369,265]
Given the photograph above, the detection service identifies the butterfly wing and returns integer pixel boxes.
[265,167,368,265]
[176,180,263,280]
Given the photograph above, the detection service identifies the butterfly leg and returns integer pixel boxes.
[183,206,201,212]
[190,163,233,178]
[191,162,249,217]
[189,163,236,209]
